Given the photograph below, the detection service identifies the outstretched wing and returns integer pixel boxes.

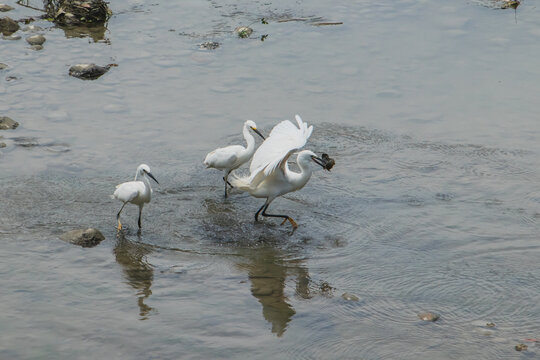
[249,115,313,184]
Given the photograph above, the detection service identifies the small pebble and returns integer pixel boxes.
[235,26,253,38]
[26,34,46,46]
[515,343,527,352]
[0,142,6,148]
[418,312,440,322]
[486,322,495,328]
[341,292,360,301]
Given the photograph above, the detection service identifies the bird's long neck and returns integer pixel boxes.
[287,155,313,190]
[243,125,256,154]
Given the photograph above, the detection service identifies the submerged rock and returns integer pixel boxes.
[22,25,44,32]
[515,343,527,351]
[0,16,19,35]
[199,41,220,50]
[31,44,43,51]
[0,142,6,148]
[68,63,116,80]
[26,34,46,45]
[235,26,253,38]
[60,228,105,248]
[0,4,14,12]
[418,312,440,322]
[0,116,19,130]
[0,63,7,70]
[2,34,20,40]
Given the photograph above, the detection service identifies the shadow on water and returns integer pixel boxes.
[113,233,156,320]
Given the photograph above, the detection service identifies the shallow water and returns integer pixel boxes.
[2,0,540,358]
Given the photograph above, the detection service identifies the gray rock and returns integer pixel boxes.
[0,4,14,12]
[235,26,253,38]
[0,63,7,70]
[341,292,360,301]
[0,16,19,35]
[0,116,18,130]
[59,228,105,248]
[418,311,440,322]
[69,63,116,80]
[26,34,46,45]
[2,34,20,40]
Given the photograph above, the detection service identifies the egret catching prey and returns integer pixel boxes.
[112,164,159,231]
[230,115,330,231]
[203,120,265,198]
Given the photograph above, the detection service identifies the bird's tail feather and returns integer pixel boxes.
[229,173,251,192]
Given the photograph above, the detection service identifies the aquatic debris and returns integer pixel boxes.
[341,292,360,301]
[45,0,111,26]
[68,63,117,80]
[59,228,105,248]
[418,312,440,322]
[0,4,14,12]
[199,41,220,50]
[0,16,19,35]
[0,116,19,130]
[322,153,335,171]
[26,34,46,45]
[313,22,343,26]
[515,343,527,351]
[501,0,520,9]
[235,26,253,38]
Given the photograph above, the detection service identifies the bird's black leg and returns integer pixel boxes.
[117,202,127,231]
[223,171,234,198]
[261,204,298,231]
[138,206,143,229]
[254,202,267,222]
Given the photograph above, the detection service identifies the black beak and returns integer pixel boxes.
[251,127,265,140]
[311,155,326,168]
[145,171,159,184]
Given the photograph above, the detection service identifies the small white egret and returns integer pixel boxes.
[203,120,265,198]
[112,164,159,231]
[230,115,330,231]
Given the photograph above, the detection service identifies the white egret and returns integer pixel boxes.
[203,120,265,198]
[230,115,330,231]
[112,164,159,231]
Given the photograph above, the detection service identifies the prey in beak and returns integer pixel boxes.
[311,153,335,171]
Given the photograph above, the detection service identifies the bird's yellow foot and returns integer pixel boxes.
[280,217,298,229]
[117,222,122,231]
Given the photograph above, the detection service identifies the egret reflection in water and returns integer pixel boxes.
[236,246,311,337]
[113,235,156,319]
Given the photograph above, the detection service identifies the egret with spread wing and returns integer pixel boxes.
[112,164,159,231]
[230,115,329,232]
[204,120,265,198]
